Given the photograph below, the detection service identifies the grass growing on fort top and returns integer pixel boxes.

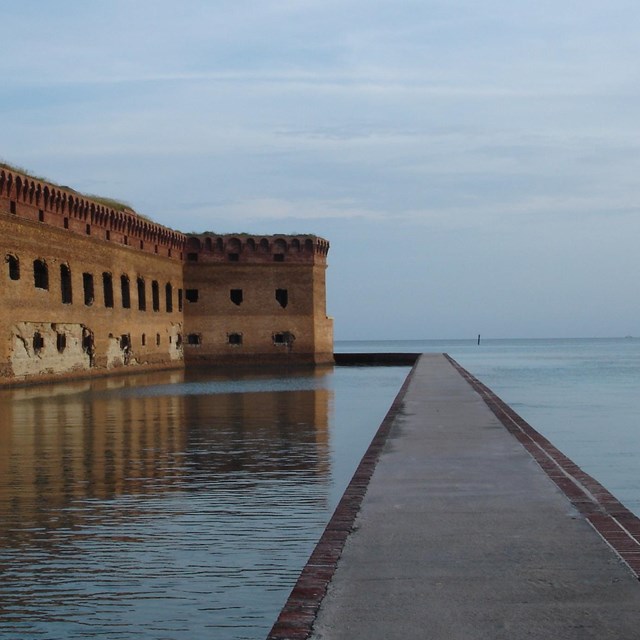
[0,160,134,213]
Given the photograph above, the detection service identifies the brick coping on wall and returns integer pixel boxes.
[267,353,640,640]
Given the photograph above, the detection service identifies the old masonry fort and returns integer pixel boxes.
[0,166,333,387]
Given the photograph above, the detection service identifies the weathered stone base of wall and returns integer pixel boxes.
[10,322,91,379]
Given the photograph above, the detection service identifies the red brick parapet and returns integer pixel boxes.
[184,233,329,265]
[0,167,330,265]
[0,167,186,259]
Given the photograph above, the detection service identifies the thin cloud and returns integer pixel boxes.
[181,198,385,227]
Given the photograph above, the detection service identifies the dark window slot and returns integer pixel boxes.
[121,275,131,308]
[185,289,199,303]
[60,264,73,304]
[34,259,49,290]
[275,288,288,308]
[83,273,94,306]
[152,280,160,312]
[230,289,243,305]
[6,255,20,281]
[137,277,146,311]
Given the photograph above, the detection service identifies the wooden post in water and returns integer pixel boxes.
[477,334,481,345]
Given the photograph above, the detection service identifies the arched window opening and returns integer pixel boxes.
[152,280,160,312]
[137,277,146,311]
[60,264,73,304]
[83,273,94,306]
[121,275,131,308]
[165,283,173,312]
[103,272,114,308]
[186,236,201,251]
[6,254,20,281]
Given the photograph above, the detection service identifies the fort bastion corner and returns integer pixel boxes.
[0,166,333,387]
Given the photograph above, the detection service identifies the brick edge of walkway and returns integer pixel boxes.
[267,353,640,640]
[445,354,640,578]
[266,358,420,640]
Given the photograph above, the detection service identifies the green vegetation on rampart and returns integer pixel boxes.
[0,160,134,213]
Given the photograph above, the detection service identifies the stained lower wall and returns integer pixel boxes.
[0,212,184,386]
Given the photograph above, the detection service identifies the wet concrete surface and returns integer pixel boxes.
[309,354,640,640]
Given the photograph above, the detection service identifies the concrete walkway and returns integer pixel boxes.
[308,354,640,639]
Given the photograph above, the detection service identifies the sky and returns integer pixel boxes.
[2,0,639,340]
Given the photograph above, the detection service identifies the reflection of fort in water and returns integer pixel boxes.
[0,368,331,540]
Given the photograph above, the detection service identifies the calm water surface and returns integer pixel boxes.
[4,337,639,639]
[0,365,409,639]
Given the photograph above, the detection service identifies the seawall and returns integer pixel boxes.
[269,353,640,639]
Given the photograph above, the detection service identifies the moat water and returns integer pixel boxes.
[0,365,409,640]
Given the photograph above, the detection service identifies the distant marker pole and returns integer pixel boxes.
[477,334,481,345]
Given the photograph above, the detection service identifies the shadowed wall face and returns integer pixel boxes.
[183,240,333,365]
